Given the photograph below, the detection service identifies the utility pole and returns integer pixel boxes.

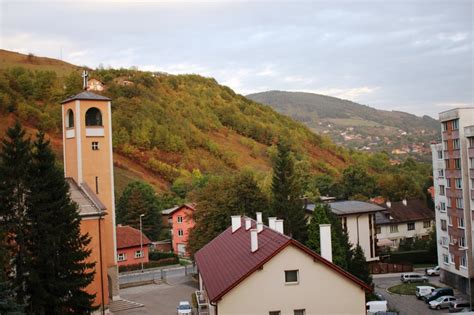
[139,213,145,273]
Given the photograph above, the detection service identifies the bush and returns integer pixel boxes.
[149,251,178,261]
[118,257,179,272]
[388,250,437,265]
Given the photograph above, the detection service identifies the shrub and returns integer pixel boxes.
[118,257,179,272]
[388,250,436,265]
[149,251,178,261]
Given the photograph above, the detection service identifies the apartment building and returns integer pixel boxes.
[431,107,474,295]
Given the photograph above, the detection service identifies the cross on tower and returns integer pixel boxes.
[82,70,89,90]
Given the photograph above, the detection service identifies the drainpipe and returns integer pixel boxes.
[356,214,362,246]
[98,214,105,315]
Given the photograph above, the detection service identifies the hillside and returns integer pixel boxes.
[246,91,440,161]
[0,50,349,196]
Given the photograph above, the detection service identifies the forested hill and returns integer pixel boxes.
[0,50,349,194]
[246,90,440,161]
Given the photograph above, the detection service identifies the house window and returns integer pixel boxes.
[407,222,415,231]
[443,140,449,150]
[440,202,446,211]
[177,216,183,223]
[294,310,305,315]
[449,253,454,264]
[376,226,381,234]
[390,224,398,233]
[455,178,462,189]
[92,141,99,150]
[443,254,449,264]
[423,221,431,228]
[452,119,459,130]
[285,270,299,284]
[456,198,463,209]
[269,312,281,315]
[135,250,144,258]
[469,137,474,148]
[446,179,451,188]
[448,215,452,226]
[117,253,126,261]
[439,185,445,196]
[445,159,450,169]
[66,109,74,128]
[453,139,460,150]
[441,236,448,247]
[177,229,184,237]
[459,236,466,247]
[85,107,103,126]
[437,150,443,159]
[471,158,474,168]
[447,198,452,208]
[458,217,465,228]
[461,255,467,267]
[454,159,461,169]
[438,169,444,178]
[442,122,448,131]
[441,219,447,231]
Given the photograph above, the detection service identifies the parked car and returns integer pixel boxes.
[429,296,456,310]
[177,301,192,315]
[400,273,428,283]
[366,300,388,315]
[423,287,455,303]
[416,286,436,299]
[425,266,441,276]
[449,301,471,313]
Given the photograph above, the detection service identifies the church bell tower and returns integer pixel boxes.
[61,71,119,309]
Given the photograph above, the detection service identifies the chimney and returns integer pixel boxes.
[231,215,241,233]
[245,217,252,230]
[250,229,258,252]
[256,212,262,224]
[275,219,284,234]
[386,201,391,208]
[402,199,407,206]
[319,224,332,262]
[257,222,263,233]
[268,217,277,230]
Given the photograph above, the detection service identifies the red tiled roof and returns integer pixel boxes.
[195,218,371,303]
[116,225,152,249]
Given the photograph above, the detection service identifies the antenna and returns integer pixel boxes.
[81,70,89,91]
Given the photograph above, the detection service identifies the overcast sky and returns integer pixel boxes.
[1,0,472,118]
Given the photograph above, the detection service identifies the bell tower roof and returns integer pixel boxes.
[61,91,111,104]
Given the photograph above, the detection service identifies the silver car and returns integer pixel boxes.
[400,273,428,283]
[429,296,456,310]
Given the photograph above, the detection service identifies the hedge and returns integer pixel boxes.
[388,250,437,265]
[118,257,179,272]
[149,251,178,261]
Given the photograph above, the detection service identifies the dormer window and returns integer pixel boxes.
[85,107,102,126]
[66,109,74,128]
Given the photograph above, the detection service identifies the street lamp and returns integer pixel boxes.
[139,213,145,273]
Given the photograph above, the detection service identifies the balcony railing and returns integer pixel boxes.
[442,130,459,140]
[446,169,462,179]
[195,291,210,315]
[444,150,461,159]
[446,188,463,198]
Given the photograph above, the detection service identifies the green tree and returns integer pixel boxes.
[306,203,351,270]
[271,141,307,242]
[188,171,269,256]
[0,122,31,305]
[116,181,162,240]
[341,165,376,199]
[25,132,96,314]
[348,244,372,286]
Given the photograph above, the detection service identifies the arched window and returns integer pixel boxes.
[85,107,103,126]
[66,109,74,128]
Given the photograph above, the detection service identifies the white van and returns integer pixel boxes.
[366,300,388,315]
[415,286,435,299]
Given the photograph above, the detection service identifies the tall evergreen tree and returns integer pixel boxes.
[306,203,351,270]
[116,181,161,240]
[25,132,96,314]
[271,140,307,242]
[348,244,372,286]
[0,122,31,305]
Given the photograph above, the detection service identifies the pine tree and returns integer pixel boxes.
[25,132,96,314]
[348,244,372,286]
[117,181,161,240]
[0,122,31,306]
[271,141,308,242]
[306,203,352,270]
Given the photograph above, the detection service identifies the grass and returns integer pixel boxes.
[388,282,439,295]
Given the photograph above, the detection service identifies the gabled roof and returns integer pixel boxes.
[116,225,152,249]
[61,91,111,104]
[161,203,196,215]
[195,218,371,303]
[67,178,106,218]
[375,199,434,225]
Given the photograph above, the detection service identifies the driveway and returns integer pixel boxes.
[373,273,466,315]
[117,274,198,314]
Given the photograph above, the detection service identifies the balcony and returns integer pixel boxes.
[442,130,459,140]
[446,188,463,198]
[469,147,474,158]
[444,150,461,159]
[446,169,462,179]
[195,291,210,315]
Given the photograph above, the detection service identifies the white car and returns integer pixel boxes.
[425,266,440,276]
[177,301,192,314]
[428,295,456,310]
[415,286,435,299]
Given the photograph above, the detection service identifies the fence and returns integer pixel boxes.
[369,262,413,274]
[119,264,196,288]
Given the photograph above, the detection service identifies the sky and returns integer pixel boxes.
[1,0,472,118]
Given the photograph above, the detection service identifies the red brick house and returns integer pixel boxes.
[116,225,151,267]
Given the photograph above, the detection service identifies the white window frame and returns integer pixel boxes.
[407,222,415,231]
[458,217,465,228]
[452,119,459,130]
[459,236,466,248]
[92,141,99,150]
[461,255,467,267]
[177,229,184,237]
[177,216,183,223]
[443,254,449,264]
[134,250,144,259]
[440,202,446,211]
[453,139,460,150]
[455,178,462,189]
[390,224,398,233]
[117,253,127,261]
[456,198,463,209]
[284,270,299,284]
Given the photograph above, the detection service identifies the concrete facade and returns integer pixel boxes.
[377,219,433,248]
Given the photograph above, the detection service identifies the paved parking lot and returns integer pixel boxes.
[373,273,468,315]
[118,274,198,314]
